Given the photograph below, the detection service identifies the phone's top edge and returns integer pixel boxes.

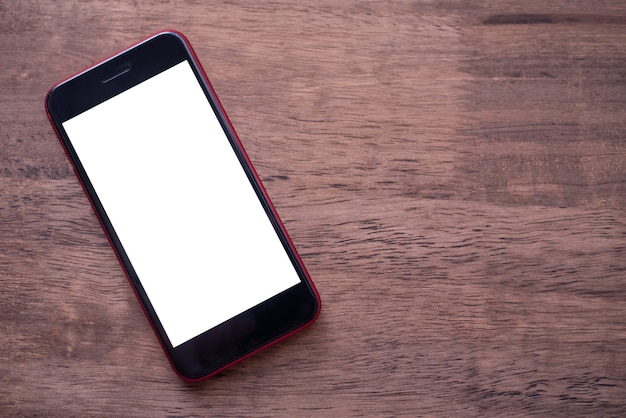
[45,30,187,110]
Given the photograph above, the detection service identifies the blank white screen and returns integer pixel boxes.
[63,61,300,348]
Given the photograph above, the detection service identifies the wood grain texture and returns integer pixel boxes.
[1,0,625,415]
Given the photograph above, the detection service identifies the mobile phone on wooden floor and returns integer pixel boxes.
[45,31,320,381]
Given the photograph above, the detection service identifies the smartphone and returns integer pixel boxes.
[46,31,320,381]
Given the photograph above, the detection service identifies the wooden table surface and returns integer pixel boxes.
[2,1,625,416]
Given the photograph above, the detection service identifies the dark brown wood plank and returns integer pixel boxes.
[1,0,625,415]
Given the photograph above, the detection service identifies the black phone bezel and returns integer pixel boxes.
[46,32,320,381]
